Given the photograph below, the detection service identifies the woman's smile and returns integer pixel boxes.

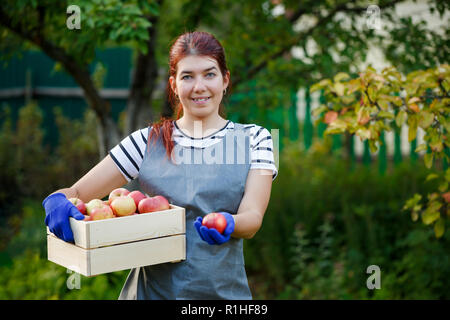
[191,96,211,104]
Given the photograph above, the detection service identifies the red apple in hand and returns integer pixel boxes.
[90,205,114,221]
[68,198,87,215]
[202,212,227,234]
[138,195,170,214]
[128,190,146,208]
[108,188,130,205]
[111,196,136,217]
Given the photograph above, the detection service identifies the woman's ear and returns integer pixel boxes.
[169,76,177,96]
[223,70,230,91]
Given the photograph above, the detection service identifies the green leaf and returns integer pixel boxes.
[310,79,331,93]
[368,139,378,153]
[333,72,350,82]
[418,111,435,129]
[438,181,448,193]
[434,218,445,238]
[395,110,407,127]
[378,99,389,111]
[429,133,444,152]
[408,116,418,142]
[403,193,422,210]
[421,205,441,225]
[312,105,328,118]
[368,86,376,101]
[334,83,345,96]
[356,128,371,140]
[415,143,428,153]
[378,111,395,119]
[424,153,434,169]
[426,173,439,181]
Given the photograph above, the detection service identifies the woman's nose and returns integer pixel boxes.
[193,78,207,92]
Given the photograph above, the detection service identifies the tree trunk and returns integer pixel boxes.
[125,7,162,134]
[0,8,120,159]
[39,41,120,159]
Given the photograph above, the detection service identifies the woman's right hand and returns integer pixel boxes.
[43,193,85,242]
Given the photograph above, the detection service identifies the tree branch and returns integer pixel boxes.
[126,0,164,133]
[0,7,108,118]
[232,0,403,88]
[0,7,120,156]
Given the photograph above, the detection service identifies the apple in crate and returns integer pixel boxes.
[138,195,170,214]
[108,188,130,205]
[68,198,87,215]
[90,205,114,221]
[86,199,105,215]
[128,190,146,208]
[111,196,136,217]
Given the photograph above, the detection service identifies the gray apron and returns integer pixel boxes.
[118,122,252,300]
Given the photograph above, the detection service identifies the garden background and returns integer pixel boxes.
[0,0,449,299]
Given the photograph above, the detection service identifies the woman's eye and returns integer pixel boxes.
[206,72,216,78]
[181,75,192,80]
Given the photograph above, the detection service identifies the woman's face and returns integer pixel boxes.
[170,55,229,120]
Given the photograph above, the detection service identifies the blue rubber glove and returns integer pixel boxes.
[194,212,235,245]
[43,193,85,242]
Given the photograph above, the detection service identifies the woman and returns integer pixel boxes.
[43,31,278,299]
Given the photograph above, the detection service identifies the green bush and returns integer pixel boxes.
[2,102,449,299]
[0,198,128,300]
[0,102,99,247]
[244,138,450,299]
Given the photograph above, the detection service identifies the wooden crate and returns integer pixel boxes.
[47,204,186,277]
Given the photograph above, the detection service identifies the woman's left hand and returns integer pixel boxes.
[194,212,235,245]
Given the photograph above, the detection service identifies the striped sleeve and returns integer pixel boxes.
[109,127,149,182]
[249,125,278,180]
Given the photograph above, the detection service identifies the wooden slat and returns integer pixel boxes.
[47,204,185,249]
[89,234,186,276]
[47,235,89,276]
[47,234,186,277]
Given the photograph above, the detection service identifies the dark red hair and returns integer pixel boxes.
[147,31,231,161]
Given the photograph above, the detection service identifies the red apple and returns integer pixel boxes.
[111,196,136,217]
[86,199,105,215]
[128,190,147,208]
[108,188,130,205]
[202,212,227,234]
[90,205,114,220]
[138,195,170,214]
[68,197,87,215]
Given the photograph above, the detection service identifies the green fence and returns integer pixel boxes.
[0,48,132,149]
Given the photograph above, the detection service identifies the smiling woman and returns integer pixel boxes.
[169,54,229,125]
[43,31,278,300]
[147,31,233,156]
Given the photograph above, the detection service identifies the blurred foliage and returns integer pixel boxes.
[244,138,450,299]
[311,64,450,237]
[1,104,450,299]
[0,0,157,63]
[1,0,449,299]
[0,102,99,248]
[0,199,127,299]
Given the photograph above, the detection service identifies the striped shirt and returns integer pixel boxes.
[109,120,278,182]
